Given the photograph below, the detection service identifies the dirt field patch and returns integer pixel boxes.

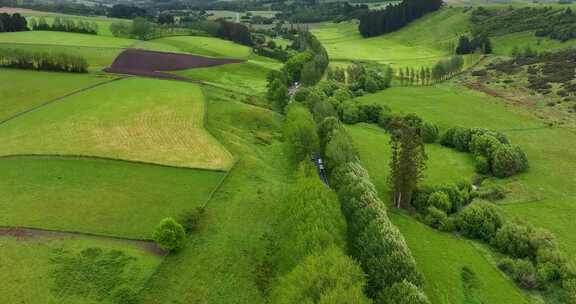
[104,48,243,80]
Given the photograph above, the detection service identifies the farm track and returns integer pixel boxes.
[0,154,229,173]
[0,226,166,256]
[0,76,125,127]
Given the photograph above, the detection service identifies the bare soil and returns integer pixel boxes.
[104,48,243,81]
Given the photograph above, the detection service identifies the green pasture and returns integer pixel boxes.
[0,78,233,170]
[0,233,162,303]
[0,69,108,122]
[139,86,289,304]
[175,61,276,96]
[0,31,135,48]
[347,124,476,198]
[354,84,576,264]
[150,36,252,59]
[0,43,122,70]
[0,157,225,238]
[311,8,470,67]
[392,214,529,304]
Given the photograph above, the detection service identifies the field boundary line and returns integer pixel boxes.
[0,225,153,242]
[0,41,127,50]
[202,158,240,209]
[0,154,229,173]
[0,76,125,127]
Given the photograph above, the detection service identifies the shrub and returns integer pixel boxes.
[312,98,337,123]
[427,191,451,212]
[424,206,448,229]
[452,127,473,151]
[178,207,205,233]
[354,217,423,297]
[318,116,344,154]
[476,185,506,201]
[474,155,490,174]
[270,247,371,304]
[492,145,529,177]
[324,129,358,173]
[153,217,186,251]
[498,257,516,274]
[339,101,361,124]
[513,259,540,289]
[421,122,439,143]
[440,127,458,147]
[358,104,385,124]
[456,201,504,242]
[470,133,502,158]
[283,105,319,164]
[377,279,431,304]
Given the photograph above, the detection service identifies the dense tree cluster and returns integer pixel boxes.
[266,31,329,111]
[217,20,253,46]
[359,0,443,37]
[323,124,428,300]
[471,6,576,42]
[277,2,369,23]
[0,48,88,73]
[455,34,492,55]
[29,17,98,35]
[110,18,157,40]
[108,4,149,19]
[440,127,528,177]
[283,104,320,165]
[0,13,28,32]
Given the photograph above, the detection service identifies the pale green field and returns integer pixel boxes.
[0,233,162,303]
[0,31,135,48]
[355,84,576,264]
[0,78,233,170]
[312,8,470,68]
[0,69,108,122]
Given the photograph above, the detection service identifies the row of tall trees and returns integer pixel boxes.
[0,13,28,32]
[431,56,464,82]
[398,66,431,86]
[0,48,88,73]
[29,17,98,35]
[358,0,443,37]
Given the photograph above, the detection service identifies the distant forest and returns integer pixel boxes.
[358,0,443,37]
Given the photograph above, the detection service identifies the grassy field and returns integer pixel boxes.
[347,124,476,197]
[392,214,529,304]
[24,14,124,37]
[0,233,162,303]
[175,61,277,96]
[0,31,135,48]
[354,84,576,265]
[0,69,108,122]
[312,8,470,68]
[0,157,224,238]
[138,86,290,304]
[0,78,233,170]
[149,36,253,59]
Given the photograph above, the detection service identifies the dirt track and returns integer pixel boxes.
[104,49,243,81]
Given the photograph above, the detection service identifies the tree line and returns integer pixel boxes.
[29,17,98,35]
[455,34,492,55]
[0,13,28,32]
[358,0,443,38]
[266,31,329,112]
[0,48,88,73]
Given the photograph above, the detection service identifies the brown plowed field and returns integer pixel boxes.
[104,48,243,80]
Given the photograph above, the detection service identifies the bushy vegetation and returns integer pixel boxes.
[29,16,98,35]
[277,2,369,23]
[455,34,492,55]
[471,6,576,42]
[359,0,443,37]
[0,48,88,73]
[440,127,528,177]
[328,63,393,95]
[318,117,427,300]
[283,104,320,165]
[152,217,186,251]
[0,13,28,33]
